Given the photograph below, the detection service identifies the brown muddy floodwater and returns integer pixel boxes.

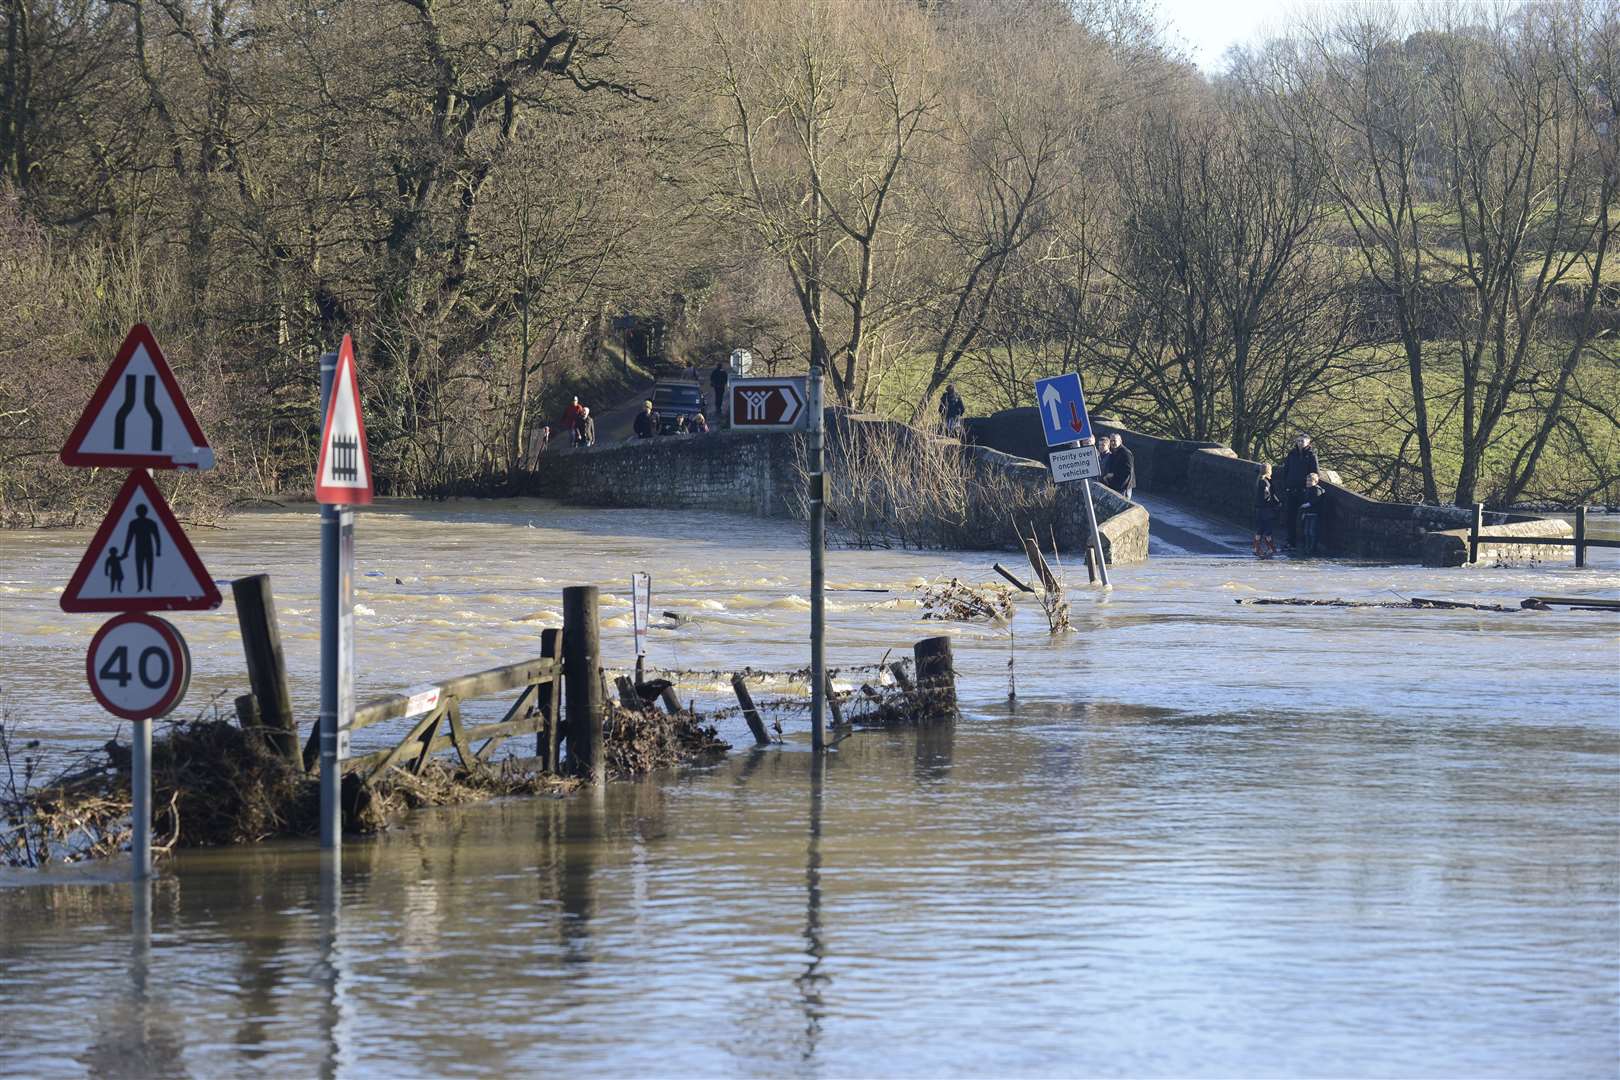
[1,500,1617,1077]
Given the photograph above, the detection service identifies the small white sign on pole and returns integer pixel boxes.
[1048,444,1101,484]
[632,572,651,659]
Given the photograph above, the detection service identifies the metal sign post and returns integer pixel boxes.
[808,367,826,753]
[318,350,342,852]
[315,336,372,855]
[632,572,651,683]
[1079,476,1111,588]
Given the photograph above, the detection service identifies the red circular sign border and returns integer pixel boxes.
[85,613,192,721]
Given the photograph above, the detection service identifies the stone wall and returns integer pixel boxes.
[967,409,1555,564]
[523,410,1148,560]
[524,426,797,518]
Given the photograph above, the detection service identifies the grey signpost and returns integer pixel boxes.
[808,367,826,753]
[318,350,342,852]
[314,335,373,853]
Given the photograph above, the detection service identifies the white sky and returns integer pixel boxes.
[1151,0,1299,71]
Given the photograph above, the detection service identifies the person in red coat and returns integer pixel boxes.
[562,396,586,445]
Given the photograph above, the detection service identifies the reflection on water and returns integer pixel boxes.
[2,500,1617,1076]
[2,702,1616,1078]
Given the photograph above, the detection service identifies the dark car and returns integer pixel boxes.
[652,380,706,434]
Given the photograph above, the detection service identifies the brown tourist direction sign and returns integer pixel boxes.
[729,377,807,430]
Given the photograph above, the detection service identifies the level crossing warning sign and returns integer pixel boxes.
[314,335,373,504]
[60,470,222,613]
[59,323,214,470]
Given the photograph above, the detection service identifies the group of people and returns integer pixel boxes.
[1253,435,1328,558]
[1095,433,1135,501]
[632,399,710,438]
[561,397,596,448]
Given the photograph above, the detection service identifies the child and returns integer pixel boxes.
[104,546,126,592]
[1297,472,1327,557]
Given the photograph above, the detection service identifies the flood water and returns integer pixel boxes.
[2,501,1617,1077]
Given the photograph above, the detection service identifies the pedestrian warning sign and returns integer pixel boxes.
[314,335,372,505]
[60,323,214,470]
[60,470,222,612]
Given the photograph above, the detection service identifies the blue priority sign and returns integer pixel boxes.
[1033,373,1092,447]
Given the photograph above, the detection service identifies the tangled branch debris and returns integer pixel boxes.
[918,578,1013,622]
[603,703,729,778]
[3,697,728,868]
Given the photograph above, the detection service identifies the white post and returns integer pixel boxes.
[1081,478,1111,588]
[131,717,151,880]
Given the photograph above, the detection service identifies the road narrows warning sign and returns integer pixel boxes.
[315,335,373,504]
[60,470,223,612]
[60,324,214,470]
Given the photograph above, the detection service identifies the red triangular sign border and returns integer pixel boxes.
[60,471,223,613]
[314,334,373,505]
[60,323,212,469]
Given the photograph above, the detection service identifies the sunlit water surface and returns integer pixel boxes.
[1,501,1616,1077]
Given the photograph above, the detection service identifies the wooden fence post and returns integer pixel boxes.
[825,673,845,728]
[231,574,299,766]
[1575,505,1587,569]
[731,674,771,747]
[658,684,683,715]
[914,636,957,717]
[535,627,562,772]
[562,586,604,782]
[1469,503,1483,565]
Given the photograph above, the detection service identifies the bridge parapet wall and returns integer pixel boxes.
[967,409,1546,564]
[524,410,1147,560]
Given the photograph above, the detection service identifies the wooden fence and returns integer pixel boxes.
[1468,505,1619,568]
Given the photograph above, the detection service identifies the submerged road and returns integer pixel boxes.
[1132,491,1253,557]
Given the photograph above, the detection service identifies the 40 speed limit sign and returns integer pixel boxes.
[85,613,192,721]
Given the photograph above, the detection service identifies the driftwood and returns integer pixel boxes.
[1521,595,1620,611]
[1236,597,1515,612]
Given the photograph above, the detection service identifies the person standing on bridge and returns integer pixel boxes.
[1254,464,1281,558]
[1105,435,1135,502]
[633,399,659,439]
[939,384,966,437]
[710,361,730,421]
[1282,434,1320,547]
[562,396,586,446]
[1296,472,1327,557]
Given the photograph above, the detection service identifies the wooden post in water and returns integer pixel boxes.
[731,674,771,747]
[1469,503,1483,565]
[232,574,299,765]
[614,675,645,710]
[535,627,562,772]
[1575,505,1587,568]
[914,636,957,717]
[825,674,844,728]
[562,586,604,782]
[659,684,683,715]
[888,661,915,694]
